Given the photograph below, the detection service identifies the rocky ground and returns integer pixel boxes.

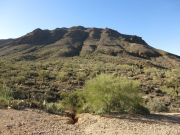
[0,109,179,135]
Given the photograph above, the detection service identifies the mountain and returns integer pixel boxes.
[0,26,180,112]
[0,26,179,63]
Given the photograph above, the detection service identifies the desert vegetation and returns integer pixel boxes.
[61,74,149,115]
[0,55,179,114]
[0,27,179,116]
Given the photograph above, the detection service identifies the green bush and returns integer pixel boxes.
[0,84,12,100]
[82,74,149,114]
[61,74,149,115]
[0,83,13,108]
[61,91,85,113]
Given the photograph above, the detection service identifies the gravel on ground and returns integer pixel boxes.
[0,109,179,135]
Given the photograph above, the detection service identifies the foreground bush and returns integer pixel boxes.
[62,74,149,115]
[82,74,149,114]
[61,91,85,113]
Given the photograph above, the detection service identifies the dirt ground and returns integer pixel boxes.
[0,109,179,135]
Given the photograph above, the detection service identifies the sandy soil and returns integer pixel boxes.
[0,109,179,135]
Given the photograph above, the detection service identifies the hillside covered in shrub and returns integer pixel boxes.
[0,26,180,114]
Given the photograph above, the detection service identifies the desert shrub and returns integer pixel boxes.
[45,102,64,114]
[165,68,180,86]
[10,100,27,110]
[81,74,149,114]
[15,75,26,84]
[0,83,13,108]
[12,88,28,99]
[144,67,158,76]
[57,71,69,82]
[169,98,180,112]
[164,71,180,97]
[146,98,169,112]
[28,100,43,109]
[0,84,12,100]
[61,91,85,113]
[76,72,87,81]
[38,70,50,81]
[161,86,177,97]
[0,98,9,109]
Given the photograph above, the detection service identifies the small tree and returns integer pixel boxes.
[82,74,148,114]
[61,91,84,124]
[62,74,149,115]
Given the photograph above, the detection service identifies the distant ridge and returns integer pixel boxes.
[0,26,179,61]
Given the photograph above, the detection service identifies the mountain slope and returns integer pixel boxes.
[0,26,180,112]
[0,26,179,62]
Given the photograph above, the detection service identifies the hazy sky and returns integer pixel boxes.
[0,0,180,55]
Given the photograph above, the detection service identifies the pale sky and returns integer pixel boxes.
[0,0,180,55]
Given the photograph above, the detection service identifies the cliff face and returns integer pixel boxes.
[0,26,179,60]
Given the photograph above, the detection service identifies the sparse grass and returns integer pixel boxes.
[0,83,13,108]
